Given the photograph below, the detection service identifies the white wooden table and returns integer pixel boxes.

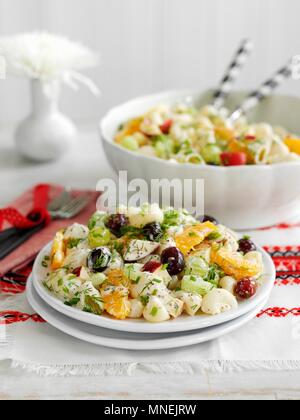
[0,126,299,400]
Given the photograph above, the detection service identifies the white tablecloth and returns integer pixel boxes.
[0,127,299,380]
[1,223,300,376]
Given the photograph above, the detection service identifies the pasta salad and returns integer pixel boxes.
[114,104,300,166]
[43,205,264,323]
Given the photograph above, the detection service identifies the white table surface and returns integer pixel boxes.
[1,125,300,400]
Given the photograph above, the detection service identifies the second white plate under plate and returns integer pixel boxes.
[27,275,269,351]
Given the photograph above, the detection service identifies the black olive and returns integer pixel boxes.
[161,247,185,276]
[88,247,112,273]
[143,222,163,242]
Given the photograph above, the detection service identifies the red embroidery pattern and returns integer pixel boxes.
[264,245,300,257]
[0,266,31,294]
[264,246,300,276]
[257,307,300,318]
[0,277,26,294]
[0,311,45,325]
[275,272,300,286]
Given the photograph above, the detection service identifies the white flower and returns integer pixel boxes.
[0,32,100,95]
[0,32,98,79]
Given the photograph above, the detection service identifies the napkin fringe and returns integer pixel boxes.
[10,359,300,377]
[10,360,194,376]
[195,360,300,373]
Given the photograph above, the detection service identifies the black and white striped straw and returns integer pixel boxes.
[229,59,294,122]
[212,39,254,109]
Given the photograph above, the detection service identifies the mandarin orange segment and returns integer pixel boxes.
[106,269,130,288]
[211,247,261,280]
[284,137,300,155]
[175,222,217,255]
[50,229,66,269]
[214,127,235,142]
[115,118,143,144]
[228,139,254,164]
[102,290,131,320]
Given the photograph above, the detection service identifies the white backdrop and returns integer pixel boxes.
[0,0,299,125]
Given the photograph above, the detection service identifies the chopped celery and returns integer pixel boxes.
[201,144,222,165]
[84,295,103,315]
[88,211,108,230]
[90,272,107,288]
[181,275,214,296]
[204,264,223,287]
[121,136,139,151]
[154,136,174,159]
[185,256,210,277]
[163,209,181,227]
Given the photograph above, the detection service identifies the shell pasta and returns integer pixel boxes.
[43,205,265,323]
[115,104,300,166]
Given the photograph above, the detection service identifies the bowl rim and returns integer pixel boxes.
[99,88,300,171]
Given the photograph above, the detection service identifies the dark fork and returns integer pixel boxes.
[0,194,90,260]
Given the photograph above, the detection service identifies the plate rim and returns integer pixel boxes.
[27,275,269,351]
[32,241,276,334]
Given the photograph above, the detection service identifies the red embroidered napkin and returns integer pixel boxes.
[0,185,100,276]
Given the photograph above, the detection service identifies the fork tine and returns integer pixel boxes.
[64,198,90,219]
[65,197,90,219]
[48,190,72,212]
[59,195,90,218]
[59,195,87,213]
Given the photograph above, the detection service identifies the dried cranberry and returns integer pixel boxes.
[161,247,185,276]
[238,237,257,254]
[245,135,256,141]
[160,119,173,134]
[105,214,128,237]
[142,261,162,273]
[72,267,82,277]
[143,222,163,242]
[235,278,257,300]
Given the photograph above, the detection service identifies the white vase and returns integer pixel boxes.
[15,79,77,162]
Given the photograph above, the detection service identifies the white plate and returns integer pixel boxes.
[27,275,269,350]
[32,241,276,334]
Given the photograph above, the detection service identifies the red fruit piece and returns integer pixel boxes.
[221,152,247,166]
[245,135,256,141]
[235,278,257,300]
[160,119,173,134]
[142,261,162,273]
[72,267,82,277]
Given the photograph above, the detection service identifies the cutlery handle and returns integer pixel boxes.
[0,224,44,260]
[229,60,293,121]
[212,39,253,109]
[0,227,19,242]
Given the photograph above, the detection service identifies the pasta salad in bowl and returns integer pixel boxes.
[33,204,275,332]
[100,90,300,229]
[114,103,300,166]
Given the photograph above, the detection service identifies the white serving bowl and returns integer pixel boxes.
[100,89,300,229]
